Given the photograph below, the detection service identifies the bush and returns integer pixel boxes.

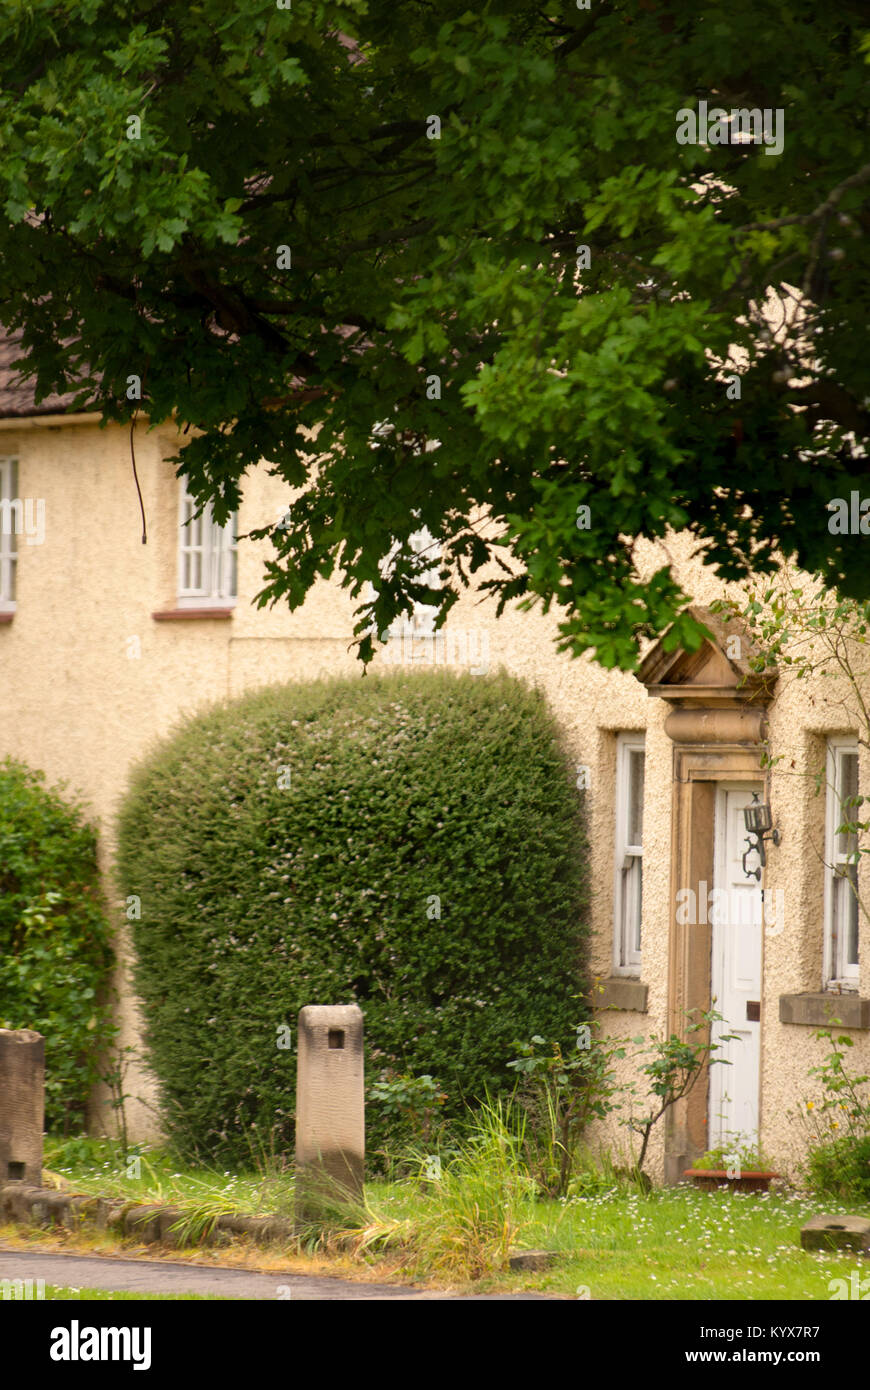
[0,759,116,1132]
[367,1072,449,1162]
[806,1133,870,1200]
[799,1028,870,1200]
[507,1022,627,1197]
[693,1140,773,1173]
[116,670,589,1162]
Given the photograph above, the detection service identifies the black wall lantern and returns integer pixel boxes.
[742,794,781,880]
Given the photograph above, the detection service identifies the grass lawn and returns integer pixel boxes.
[24,1138,867,1300]
[485,1187,867,1299]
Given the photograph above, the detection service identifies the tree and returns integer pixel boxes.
[0,1,868,669]
[625,1009,736,1176]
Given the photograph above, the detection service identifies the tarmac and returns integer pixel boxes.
[0,1246,556,1300]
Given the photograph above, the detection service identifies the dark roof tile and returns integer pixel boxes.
[0,332,91,418]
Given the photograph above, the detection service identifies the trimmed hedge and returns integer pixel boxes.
[116,670,589,1162]
[0,759,116,1132]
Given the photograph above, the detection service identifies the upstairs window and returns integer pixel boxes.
[178,479,237,606]
[365,524,442,646]
[396,524,442,636]
[614,733,645,974]
[367,423,443,639]
[0,457,18,612]
[825,738,860,990]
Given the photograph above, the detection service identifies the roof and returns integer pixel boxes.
[0,333,90,419]
[636,603,777,706]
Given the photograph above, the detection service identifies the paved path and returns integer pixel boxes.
[0,1248,553,1300]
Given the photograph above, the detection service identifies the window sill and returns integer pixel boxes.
[0,611,14,625]
[592,977,648,1013]
[152,608,234,621]
[779,992,870,1029]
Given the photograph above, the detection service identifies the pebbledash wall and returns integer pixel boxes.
[1,407,867,1184]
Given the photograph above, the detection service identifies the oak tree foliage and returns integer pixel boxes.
[1,1,868,666]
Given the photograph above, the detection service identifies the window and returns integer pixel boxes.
[366,525,443,641]
[614,733,645,974]
[399,524,442,636]
[178,479,237,606]
[0,457,18,612]
[824,738,860,990]
[366,423,443,639]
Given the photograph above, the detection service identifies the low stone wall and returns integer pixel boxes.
[0,1183,294,1250]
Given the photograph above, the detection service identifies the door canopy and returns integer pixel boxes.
[636,605,777,745]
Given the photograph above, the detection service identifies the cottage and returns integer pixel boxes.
[0,332,866,1184]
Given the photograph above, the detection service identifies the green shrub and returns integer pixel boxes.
[799,1028,870,1199]
[693,1140,773,1173]
[806,1133,870,1200]
[507,1021,627,1197]
[367,1072,449,1162]
[0,759,116,1132]
[116,670,589,1162]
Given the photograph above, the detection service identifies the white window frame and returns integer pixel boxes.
[367,526,443,644]
[177,478,237,607]
[824,736,860,990]
[366,423,444,641]
[613,732,645,976]
[0,456,18,613]
[401,524,442,637]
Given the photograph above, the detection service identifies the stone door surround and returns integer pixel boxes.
[636,606,777,1183]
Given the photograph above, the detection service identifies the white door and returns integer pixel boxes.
[708,786,763,1151]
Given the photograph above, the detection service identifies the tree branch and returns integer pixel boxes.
[292,217,435,270]
[735,162,870,236]
[792,380,870,436]
[554,2,611,61]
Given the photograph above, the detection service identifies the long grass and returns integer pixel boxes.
[297,1098,535,1280]
[44,1135,296,1219]
[41,1128,870,1298]
[402,1097,535,1278]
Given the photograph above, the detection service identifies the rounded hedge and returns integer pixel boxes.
[0,759,116,1133]
[117,670,589,1162]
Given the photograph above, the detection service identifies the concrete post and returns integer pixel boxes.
[0,1029,44,1186]
[295,1005,364,1225]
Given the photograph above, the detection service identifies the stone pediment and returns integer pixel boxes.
[636,605,776,707]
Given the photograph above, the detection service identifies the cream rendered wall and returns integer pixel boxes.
[0,419,364,1141]
[0,418,866,1180]
[627,534,870,1180]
